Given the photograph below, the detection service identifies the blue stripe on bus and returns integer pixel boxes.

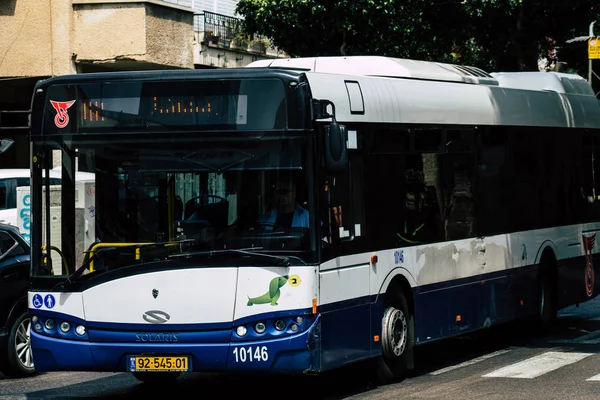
[317,254,599,372]
[30,315,321,373]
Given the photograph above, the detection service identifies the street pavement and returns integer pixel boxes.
[3,298,600,399]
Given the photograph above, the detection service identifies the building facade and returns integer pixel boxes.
[0,0,284,168]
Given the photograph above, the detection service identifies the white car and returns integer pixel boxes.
[0,168,95,227]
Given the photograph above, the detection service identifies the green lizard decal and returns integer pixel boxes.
[247,275,289,306]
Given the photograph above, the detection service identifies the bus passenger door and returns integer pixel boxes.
[318,129,371,371]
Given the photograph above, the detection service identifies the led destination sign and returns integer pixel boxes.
[43,78,287,132]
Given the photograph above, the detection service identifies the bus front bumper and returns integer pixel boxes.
[30,317,320,374]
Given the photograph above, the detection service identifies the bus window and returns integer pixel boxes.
[440,155,476,240]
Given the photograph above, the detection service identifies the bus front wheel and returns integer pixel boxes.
[375,291,414,384]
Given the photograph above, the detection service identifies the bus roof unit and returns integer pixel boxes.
[247,56,600,129]
[246,55,499,86]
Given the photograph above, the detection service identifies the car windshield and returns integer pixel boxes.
[30,134,316,278]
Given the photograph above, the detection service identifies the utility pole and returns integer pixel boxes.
[589,21,596,85]
[567,21,599,95]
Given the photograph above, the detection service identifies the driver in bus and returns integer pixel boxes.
[256,177,309,230]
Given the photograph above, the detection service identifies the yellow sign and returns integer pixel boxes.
[131,356,189,371]
[288,274,301,287]
[589,38,600,59]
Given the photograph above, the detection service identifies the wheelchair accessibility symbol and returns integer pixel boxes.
[32,294,43,309]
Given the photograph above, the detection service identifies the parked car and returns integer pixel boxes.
[0,223,34,377]
[0,167,95,227]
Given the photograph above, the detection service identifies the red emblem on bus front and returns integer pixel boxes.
[49,100,76,129]
[583,233,596,297]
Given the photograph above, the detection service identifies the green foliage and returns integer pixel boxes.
[235,0,599,74]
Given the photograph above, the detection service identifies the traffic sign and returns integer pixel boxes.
[589,37,600,59]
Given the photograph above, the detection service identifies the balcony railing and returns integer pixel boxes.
[203,10,241,42]
[194,11,284,57]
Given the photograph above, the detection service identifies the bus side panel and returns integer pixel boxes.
[319,265,372,371]
[413,271,515,343]
[508,263,539,319]
[413,285,452,343]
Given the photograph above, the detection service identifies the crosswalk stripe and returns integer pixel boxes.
[482,351,593,379]
[430,349,511,376]
[550,328,600,345]
[586,373,600,381]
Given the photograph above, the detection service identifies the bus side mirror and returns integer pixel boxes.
[312,99,348,173]
[0,138,14,154]
[324,121,348,173]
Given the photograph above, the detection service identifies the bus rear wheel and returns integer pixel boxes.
[375,291,414,384]
[537,262,557,328]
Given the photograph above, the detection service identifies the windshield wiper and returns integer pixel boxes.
[168,248,307,266]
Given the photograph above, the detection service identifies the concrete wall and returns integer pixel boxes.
[0,0,194,78]
[72,3,149,62]
[146,3,194,68]
[73,0,194,69]
[0,0,62,77]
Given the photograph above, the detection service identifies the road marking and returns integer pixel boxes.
[483,351,592,379]
[550,329,600,344]
[429,349,511,376]
[586,373,600,381]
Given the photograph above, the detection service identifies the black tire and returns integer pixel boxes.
[1,312,36,378]
[537,259,557,329]
[374,291,415,384]
[132,371,181,384]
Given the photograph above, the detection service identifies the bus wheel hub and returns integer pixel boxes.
[382,307,407,358]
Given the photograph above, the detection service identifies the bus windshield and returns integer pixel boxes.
[30,134,316,278]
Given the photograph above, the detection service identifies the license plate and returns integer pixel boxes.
[129,356,190,372]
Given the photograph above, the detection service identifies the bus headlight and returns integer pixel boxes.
[45,319,55,330]
[59,321,71,333]
[254,322,266,334]
[236,326,247,337]
[274,320,286,331]
[75,325,86,336]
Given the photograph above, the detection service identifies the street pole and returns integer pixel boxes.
[590,21,596,84]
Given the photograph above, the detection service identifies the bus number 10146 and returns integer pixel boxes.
[232,346,269,363]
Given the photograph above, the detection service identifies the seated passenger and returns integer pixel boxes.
[257,178,309,229]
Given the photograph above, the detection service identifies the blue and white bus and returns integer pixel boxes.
[26,56,600,384]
